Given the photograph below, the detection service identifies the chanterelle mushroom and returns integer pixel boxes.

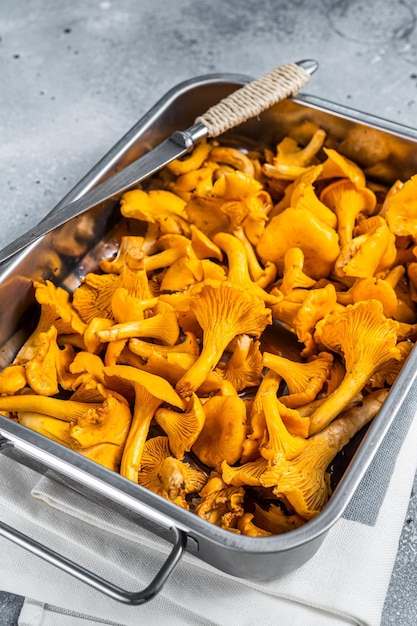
[215,334,263,392]
[334,215,396,279]
[103,364,184,481]
[262,129,326,180]
[336,276,398,318]
[167,138,212,175]
[309,299,401,434]
[233,226,276,287]
[279,247,316,295]
[154,393,205,459]
[0,391,132,449]
[73,247,154,324]
[189,224,223,261]
[261,389,389,519]
[209,145,256,178]
[24,325,76,396]
[97,300,180,346]
[137,436,207,508]
[221,456,267,488]
[369,340,413,388]
[236,513,272,537]
[16,410,124,472]
[120,188,190,236]
[0,365,27,395]
[291,178,337,230]
[192,390,247,469]
[194,473,245,531]
[14,280,86,365]
[262,350,334,408]
[385,174,417,239]
[271,283,338,357]
[259,391,308,461]
[99,236,145,274]
[319,147,366,188]
[253,502,306,534]
[175,282,271,397]
[320,179,376,248]
[256,207,340,280]
[129,331,199,361]
[212,231,281,305]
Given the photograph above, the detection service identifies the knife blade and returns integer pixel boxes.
[0,60,317,265]
[0,126,207,266]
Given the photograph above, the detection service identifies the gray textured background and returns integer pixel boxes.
[1,0,417,623]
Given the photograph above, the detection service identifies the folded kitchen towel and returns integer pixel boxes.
[1,383,417,626]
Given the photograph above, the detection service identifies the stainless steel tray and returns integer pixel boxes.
[1,73,417,603]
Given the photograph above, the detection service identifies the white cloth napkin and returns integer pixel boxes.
[1,384,417,626]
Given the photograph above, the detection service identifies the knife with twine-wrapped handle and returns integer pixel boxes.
[0,59,317,265]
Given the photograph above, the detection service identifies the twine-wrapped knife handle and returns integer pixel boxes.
[195,60,316,137]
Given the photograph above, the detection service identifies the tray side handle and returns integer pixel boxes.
[0,519,187,605]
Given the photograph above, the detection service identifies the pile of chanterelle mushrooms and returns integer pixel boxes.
[1,127,416,536]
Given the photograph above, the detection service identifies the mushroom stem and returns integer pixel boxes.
[120,392,161,481]
[312,388,389,448]
[0,395,101,423]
